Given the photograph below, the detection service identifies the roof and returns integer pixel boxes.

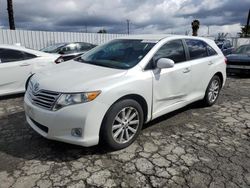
[118,34,214,43]
[118,34,173,41]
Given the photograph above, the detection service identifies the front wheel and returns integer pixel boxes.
[100,99,144,150]
[203,75,221,106]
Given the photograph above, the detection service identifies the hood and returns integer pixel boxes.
[32,60,127,92]
[226,53,250,62]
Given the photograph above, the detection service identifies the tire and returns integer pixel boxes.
[203,75,221,106]
[100,99,144,150]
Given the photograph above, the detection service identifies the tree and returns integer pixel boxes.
[7,0,15,30]
[191,20,200,36]
[239,25,250,38]
[97,29,107,33]
[216,33,228,41]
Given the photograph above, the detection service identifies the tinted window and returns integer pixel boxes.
[79,43,95,51]
[185,39,209,60]
[236,45,250,54]
[60,43,79,54]
[0,48,36,63]
[40,43,66,53]
[207,45,217,56]
[154,40,186,63]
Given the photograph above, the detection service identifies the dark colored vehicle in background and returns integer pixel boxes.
[41,42,96,63]
[215,40,234,56]
[226,44,250,75]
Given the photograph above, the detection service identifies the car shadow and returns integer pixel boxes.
[227,74,250,79]
[0,100,207,165]
[143,100,205,130]
[0,111,110,166]
[0,93,24,100]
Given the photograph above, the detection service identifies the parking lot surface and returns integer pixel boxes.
[0,77,250,188]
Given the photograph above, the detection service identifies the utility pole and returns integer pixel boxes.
[246,9,250,37]
[207,25,210,36]
[126,19,130,35]
[85,25,88,33]
[7,0,15,30]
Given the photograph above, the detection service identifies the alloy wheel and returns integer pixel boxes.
[111,107,140,144]
[208,79,220,103]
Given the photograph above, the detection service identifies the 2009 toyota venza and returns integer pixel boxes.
[24,35,226,150]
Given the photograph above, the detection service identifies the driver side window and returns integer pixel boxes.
[154,40,186,63]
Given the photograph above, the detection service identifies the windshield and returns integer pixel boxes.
[40,43,66,53]
[75,39,156,69]
[235,45,250,54]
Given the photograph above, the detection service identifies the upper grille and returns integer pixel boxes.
[27,82,60,110]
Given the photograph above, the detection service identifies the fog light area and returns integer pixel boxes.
[71,128,82,137]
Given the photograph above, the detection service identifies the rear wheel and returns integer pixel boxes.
[203,75,221,106]
[100,99,144,150]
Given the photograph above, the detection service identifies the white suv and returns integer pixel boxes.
[24,35,226,150]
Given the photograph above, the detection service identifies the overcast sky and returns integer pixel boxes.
[0,0,249,36]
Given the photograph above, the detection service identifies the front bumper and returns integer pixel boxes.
[24,94,109,147]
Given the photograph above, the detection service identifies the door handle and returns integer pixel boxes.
[20,63,30,67]
[208,61,214,65]
[183,68,191,73]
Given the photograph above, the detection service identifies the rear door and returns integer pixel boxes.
[184,39,218,99]
[152,39,192,118]
[0,48,36,95]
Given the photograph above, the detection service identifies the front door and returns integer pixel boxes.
[151,40,191,119]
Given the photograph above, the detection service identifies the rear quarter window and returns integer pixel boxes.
[207,45,217,56]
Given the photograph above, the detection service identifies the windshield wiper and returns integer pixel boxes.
[75,58,125,69]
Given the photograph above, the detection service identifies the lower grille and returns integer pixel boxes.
[30,118,49,133]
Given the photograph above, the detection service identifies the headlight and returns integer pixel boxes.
[53,91,101,111]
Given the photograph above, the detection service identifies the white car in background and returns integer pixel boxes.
[0,45,60,96]
[24,35,226,150]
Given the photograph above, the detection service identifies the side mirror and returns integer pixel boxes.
[156,58,175,69]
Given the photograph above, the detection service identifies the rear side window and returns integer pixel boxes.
[154,40,186,63]
[185,39,208,60]
[0,48,36,63]
[185,39,217,59]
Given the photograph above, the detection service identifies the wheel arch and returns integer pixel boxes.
[99,93,149,145]
[115,94,149,123]
[100,94,149,130]
[214,72,224,87]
